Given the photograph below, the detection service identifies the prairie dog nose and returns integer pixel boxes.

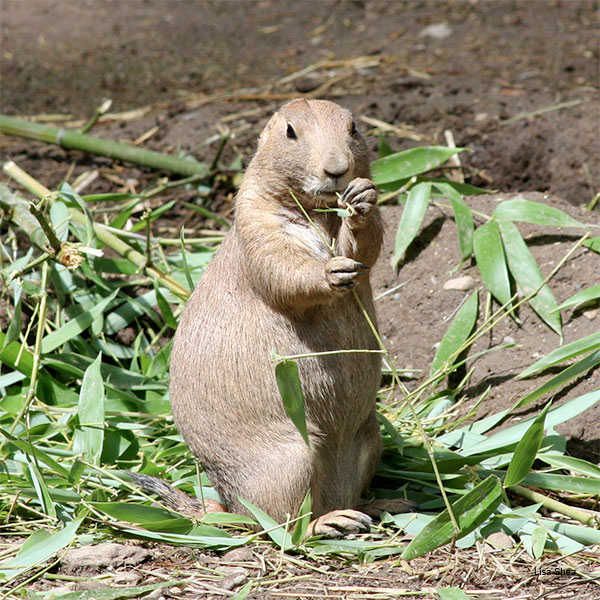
[323,152,350,179]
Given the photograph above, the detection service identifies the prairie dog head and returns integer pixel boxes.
[253,99,370,207]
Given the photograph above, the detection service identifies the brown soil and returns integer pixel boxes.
[1,1,599,598]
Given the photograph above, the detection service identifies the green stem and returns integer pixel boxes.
[0,114,209,178]
[509,484,599,527]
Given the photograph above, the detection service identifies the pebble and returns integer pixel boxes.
[219,567,248,590]
[419,22,453,39]
[443,275,475,291]
[60,543,151,573]
[486,531,514,549]
[583,309,598,321]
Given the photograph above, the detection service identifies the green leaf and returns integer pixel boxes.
[537,452,600,479]
[0,518,82,582]
[517,331,600,378]
[27,459,56,518]
[464,388,600,456]
[554,284,600,312]
[583,236,600,253]
[494,198,587,228]
[275,360,310,447]
[154,283,177,329]
[519,472,600,495]
[92,502,196,534]
[230,582,253,600]
[2,288,22,350]
[0,331,34,377]
[391,182,431,269]
[372,147,466,185]
[516,348,600,407]
[437,588,473,600]
[401,476,502,560]
[41,289,119,353]
[430,291,478,376]
[434,183,474,261]
[238,498,292,550]
[292,490,313,546]
[58,182,96,245]
[530,525,548,559]
[473,220,513,313]
[504,401,551,487]
[498,219,561,336]
[73,352,105,464]
[47,581,187,600]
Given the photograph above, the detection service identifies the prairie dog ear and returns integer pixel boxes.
[257,112,281,148]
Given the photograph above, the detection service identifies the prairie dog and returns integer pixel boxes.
[145,99,403,537]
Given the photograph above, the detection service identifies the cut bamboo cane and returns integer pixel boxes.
[0,114,209,178]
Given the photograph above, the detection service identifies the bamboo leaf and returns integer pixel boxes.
[73,352,105,465]
[2,288,22,350]
[292,490,313,546]
[27,459,56,519]
[537,453,600,479]
[430,291,479,376]
[530,525,548,559]
[275,360,310,447]
[473,220,513,313]
[494,198,588,228]
[464,388,600,456]
[554,284,600,312]
[41,290,119,353]
[498,219,562,336]
[372,147,466,185]
[92,502,196,534]
[516,348,600,407]
[517,331,600,378]
[583,236,600,253]
[391,182,431,269]
[0,332,34,377]
[401,476,502,560]
[434,183,474,260]
[0,518,82,582]
[238,498,292,550]
[504,402,551,487]
[48,581,188,600]
[154,283,177,330]
[519,472,600,495]
[437,588,473,600]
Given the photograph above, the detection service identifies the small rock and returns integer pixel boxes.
[486,531,514,549]
[293,73,324,93]
[583,309,598,321]
[222,546,255,563]
[503,336,516,345]
[474,112,488,122]
[419,22,453,39]
[443,276,475,291]
[219,567,248,591]
[60,543,151,573]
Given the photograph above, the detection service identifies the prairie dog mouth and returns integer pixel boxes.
[315,190,341,207]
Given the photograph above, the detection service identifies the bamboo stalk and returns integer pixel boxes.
[0,114,209,178]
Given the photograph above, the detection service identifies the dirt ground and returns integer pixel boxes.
[1,0,599,598]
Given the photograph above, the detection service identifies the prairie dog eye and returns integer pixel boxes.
[286,123,297,139]
[350,121,357,135]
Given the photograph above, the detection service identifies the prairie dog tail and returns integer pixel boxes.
[129,472,226,518]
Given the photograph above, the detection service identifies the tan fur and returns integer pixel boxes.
[169,99,385,533]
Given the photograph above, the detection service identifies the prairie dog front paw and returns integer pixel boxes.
[338,178,377,225]
[325,256,370,292]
